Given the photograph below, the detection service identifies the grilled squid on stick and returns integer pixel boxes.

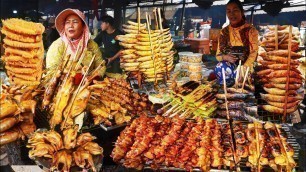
[0,127,24,145]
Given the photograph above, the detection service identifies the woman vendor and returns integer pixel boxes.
[215,0,258,85]
[46,8,106,77]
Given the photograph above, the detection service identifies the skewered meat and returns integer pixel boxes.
[283,143,295,157]
[270,141,282,157]
[260,93,303,103]
[266,101,300,109]
[234,131,246,144]
[264,83,301,90]
[0,100,18,119]
[82,142,103,155]
[267,70,302,79]
[51,150,73,172]
[63,125,78,150]
[28,143,55,158]
[219,101,246,109]
[246,128,266,141]
[44,131,63,151]
[261,105,297,114]
[266,128,278,140]
[19,122,36,136]
[50,76,74,128]
[266,64,299,70]
[261,77,302,84]
[266,50,302,59]
[276,126,288,140]
[0,116,21,132]
[73,149,96,172]
[20,100,36,113]
[111,118,139,162]
[42,70,61,109]
[264,87,298,96]
[263,55,300,65]
[0,127,23,145]
[216,93,250,100]
[76,133,97,146]
[236,144,248,158]
[217,110,247,120]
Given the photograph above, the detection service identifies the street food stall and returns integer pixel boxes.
[0,0,305,171]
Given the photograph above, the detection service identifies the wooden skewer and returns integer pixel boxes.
[222,68,240,172]
[145,12,157,84]
[241,66,249,93]
[235,60,242,89]
[283,25,292,122]
[254,121,261,172]
[275,25,278,50]
[61,55,96,129]
[148,13,151,26]
[157,8,169,80]
[153,8,159,30]
[54,44,83,115]
[137,7,141,33]
[222,68,229,119]
[273,123,293,171]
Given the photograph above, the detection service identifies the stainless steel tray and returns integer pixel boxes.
[99,123,127,131]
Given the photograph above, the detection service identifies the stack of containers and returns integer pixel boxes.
[178,52,203,82]
[178,52,192,77]
[187,53,203,81]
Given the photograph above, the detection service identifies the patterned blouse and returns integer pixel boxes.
[46,38,106,76]
[216,23,259,68]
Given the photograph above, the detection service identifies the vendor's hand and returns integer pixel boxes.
[108,57,115,64]
[222,54,238,63]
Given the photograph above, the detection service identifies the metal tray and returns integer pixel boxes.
[99,123,128,131]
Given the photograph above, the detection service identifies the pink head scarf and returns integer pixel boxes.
[55,8,90,55]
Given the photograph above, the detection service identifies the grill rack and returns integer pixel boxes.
[253,73,305,124]
[118,119,300,171]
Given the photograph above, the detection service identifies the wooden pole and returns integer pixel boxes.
[235,60,242,89]
[157,8,169,80]
[241,67,250,93]
[275,25,278,50]
[222,68,240,172]
[283,25,292,122]
[145,12,157,84]
[137,7,140,33]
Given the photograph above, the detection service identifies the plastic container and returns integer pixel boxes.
[178,52,193,62]
[188,72,202,81]
[180,62,189,70]
[188,53,202,63]
[180,70,189,77]
[188,63,202,72]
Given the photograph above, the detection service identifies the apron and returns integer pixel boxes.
[219,25,252,65]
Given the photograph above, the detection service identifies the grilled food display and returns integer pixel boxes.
[112,116,297,171]
[112,116,217,171]
[27,126,103,172]
[1,18,44,86]
[221,122,248,168]
[216,67,257,120]
[261,25,300,52]
[117,20,174,82]
[41,47,104,130]
[87,78,152,126]
[246,121,296,171]
[158,83,217,118]
[258,25,304,115]
[0,84,37,145]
